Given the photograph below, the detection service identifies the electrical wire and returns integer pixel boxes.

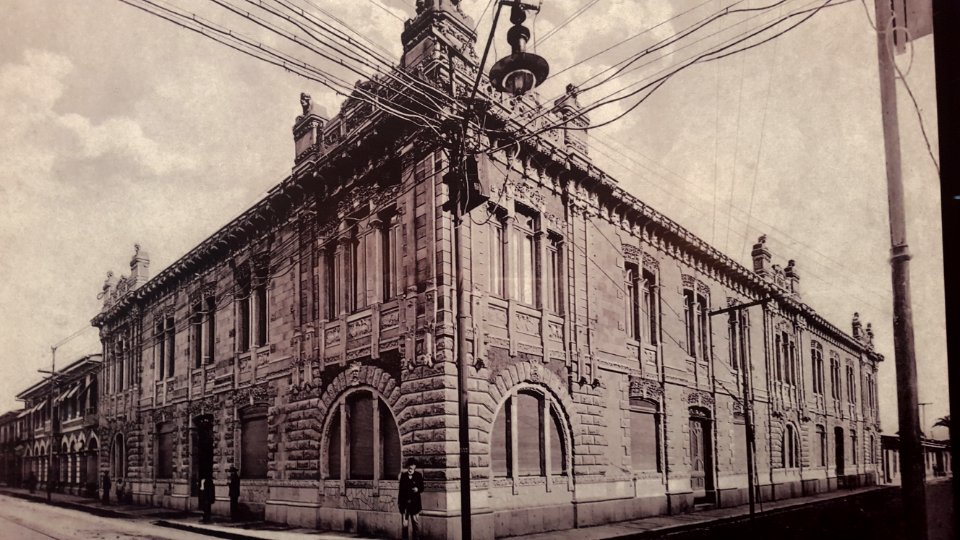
[534,0,601,46]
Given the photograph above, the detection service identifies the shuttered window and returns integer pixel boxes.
[490,390,567,479]
[240,407,268,479]
[629,399,660,472]
[157,422,175,479]
[326,391,401,481]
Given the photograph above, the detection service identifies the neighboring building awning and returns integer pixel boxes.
[16,409,30,418]
[64,385,80,400]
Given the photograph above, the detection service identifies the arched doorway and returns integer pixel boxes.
[85,438,99,496]
[689,407,714,502]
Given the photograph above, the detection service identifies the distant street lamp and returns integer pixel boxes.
[488,2,549,96]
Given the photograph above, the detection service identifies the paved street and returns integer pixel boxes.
[0,493,208,540]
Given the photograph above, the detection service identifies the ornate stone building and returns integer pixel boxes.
[90,1,882,538]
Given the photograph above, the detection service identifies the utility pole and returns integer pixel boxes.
[873,0,928,537]
[709,297,771,518]
[39,326,92,502]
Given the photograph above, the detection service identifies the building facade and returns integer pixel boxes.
[0,410,23,486]
[880,434,952,483]
[13,354,101,496]
[90,1,882,538]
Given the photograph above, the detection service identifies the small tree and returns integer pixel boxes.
[933,415,950,429]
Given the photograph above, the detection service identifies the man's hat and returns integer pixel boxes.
[228,466,238,472]
[405,458,418,467]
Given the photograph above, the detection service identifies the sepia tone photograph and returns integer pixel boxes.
[0,0,952,539]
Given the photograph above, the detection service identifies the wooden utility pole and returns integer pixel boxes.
[873,0,928,537]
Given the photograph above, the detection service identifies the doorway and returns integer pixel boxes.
[689,408,714,502]
[834,426,845,476]
[191,415,214,497]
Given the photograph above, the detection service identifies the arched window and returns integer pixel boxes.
[240,405,268,479]
[811,342,825,396]
[782,424,799,469]
[325,390,400,481]
[490,389,567,478]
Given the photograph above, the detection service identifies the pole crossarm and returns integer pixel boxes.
[708,295,777,317]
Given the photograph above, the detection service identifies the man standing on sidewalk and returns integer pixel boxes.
[398,458,424,540]
[228,466,240,521]
[198,473,214,523]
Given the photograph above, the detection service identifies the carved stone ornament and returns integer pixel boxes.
[346,361,362,387]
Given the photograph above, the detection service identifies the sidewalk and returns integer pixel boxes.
[0,482,899,540]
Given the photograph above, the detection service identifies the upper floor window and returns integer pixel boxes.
[381,213,398,302]
[205,296,216,362]
[192,300,204,369]
[775,331,797,386]
[349,235,363,312]
[846,364,857,404]
[491,389,567,478]
[683,287,710,360]
[811,342,825,395]
[515,207,539,306]
[830,354,842,400]
[324,246,338,319]
[545,233,563,314]
[238,279,252,354]
[255,279,268,348]
[489,216,506,298]
[164,317,175,378]
[641,270,658,345]
[625,263,640,340]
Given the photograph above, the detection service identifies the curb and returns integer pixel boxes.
[154,519,278,540]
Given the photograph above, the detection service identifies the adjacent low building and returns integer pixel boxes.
[880,434,952,484]
[88,1,883,538]
[14,354,102,496]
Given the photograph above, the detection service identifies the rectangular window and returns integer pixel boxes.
[728,313,740,370]
[697,295,710,361]
[641,270,658,344]
[846,365,857,404]
[255,283,268,347]
[630,407,659,472]
[683,289,696,356]
[240,412,268,478]
[192,301,203,369]
[325,248,337,318]
[515,210,538,306]
[348,394,374,480]
[489,219,505,298]
[205,297,216,363]
[239,294,251,353]
[349,237,363,312]
[382,218,396,302]
[546,234,563,314]
[625,263,640,339]
[157,422,175,479]
[516,392,543,476]
[165,317,176,377]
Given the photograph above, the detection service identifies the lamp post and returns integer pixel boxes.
[449,3,550,539]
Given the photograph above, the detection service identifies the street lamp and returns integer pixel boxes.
[488,3,549,96]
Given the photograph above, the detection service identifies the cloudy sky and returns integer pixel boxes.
[0,0,946,436]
